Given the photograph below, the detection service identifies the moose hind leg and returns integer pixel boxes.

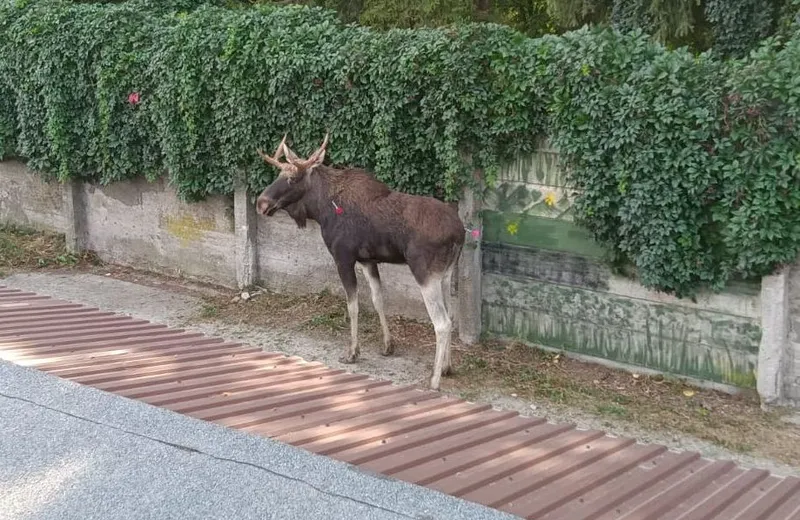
[419,275,452,391]
[440,264,456,375]
[360,262,394,356]
[337,260,360,364]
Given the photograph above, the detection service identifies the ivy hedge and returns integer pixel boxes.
[0,0,799,297]
[0,0,548,199]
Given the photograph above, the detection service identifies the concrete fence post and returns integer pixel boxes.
[233,172,258,290]
[457,184,483,345]
[63,178,84,254]
[757,267,791,408]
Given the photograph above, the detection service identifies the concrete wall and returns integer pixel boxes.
[0,161,69,233]
[80,178,238,287]
[0,161,429,320]
[4,156,800,403]
[480,140,763,390]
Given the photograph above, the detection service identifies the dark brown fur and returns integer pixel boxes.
[258,165,464,287]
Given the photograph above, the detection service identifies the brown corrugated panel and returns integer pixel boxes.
[1,285,797,520]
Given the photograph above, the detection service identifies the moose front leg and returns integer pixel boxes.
[336,259,360,364]
[360,262,394,356]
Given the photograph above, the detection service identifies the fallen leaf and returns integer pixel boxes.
[632,373,640,379]
[683,390,695,397]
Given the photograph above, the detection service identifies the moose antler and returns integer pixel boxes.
[310,132,329,162]
[281,140,301,163]
[285,132,329,170]
[258,132,329,173]
[256,134,289,168]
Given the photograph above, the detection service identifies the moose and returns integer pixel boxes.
[255,133,465,390]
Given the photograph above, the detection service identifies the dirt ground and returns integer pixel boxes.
[3,225,800,478]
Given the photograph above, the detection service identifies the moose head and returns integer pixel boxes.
[255,133,329,217]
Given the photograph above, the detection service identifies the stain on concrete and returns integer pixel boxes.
[161,213,216,247]
[223,203,236,233]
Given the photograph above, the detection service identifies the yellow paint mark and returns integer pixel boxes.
[162,213,216,247]
[544,191,557,207]
[506,221,519,236]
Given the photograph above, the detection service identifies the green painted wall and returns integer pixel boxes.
[481,144,761,389]
[482,210,606,259]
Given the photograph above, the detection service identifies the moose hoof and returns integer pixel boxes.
[380,340,395,357]
[339,353,359,364]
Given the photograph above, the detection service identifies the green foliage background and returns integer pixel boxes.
[1,0,800,298]
[293,0,795,59]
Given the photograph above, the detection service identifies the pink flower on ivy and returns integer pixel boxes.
[470,228,480,239]
[128,92,140,105]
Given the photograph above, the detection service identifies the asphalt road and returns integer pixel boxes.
[0,360,519,520]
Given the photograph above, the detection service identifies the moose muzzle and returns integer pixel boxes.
[256,195,277,216]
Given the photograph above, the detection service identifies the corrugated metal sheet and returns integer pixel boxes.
[2,285,798,520]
